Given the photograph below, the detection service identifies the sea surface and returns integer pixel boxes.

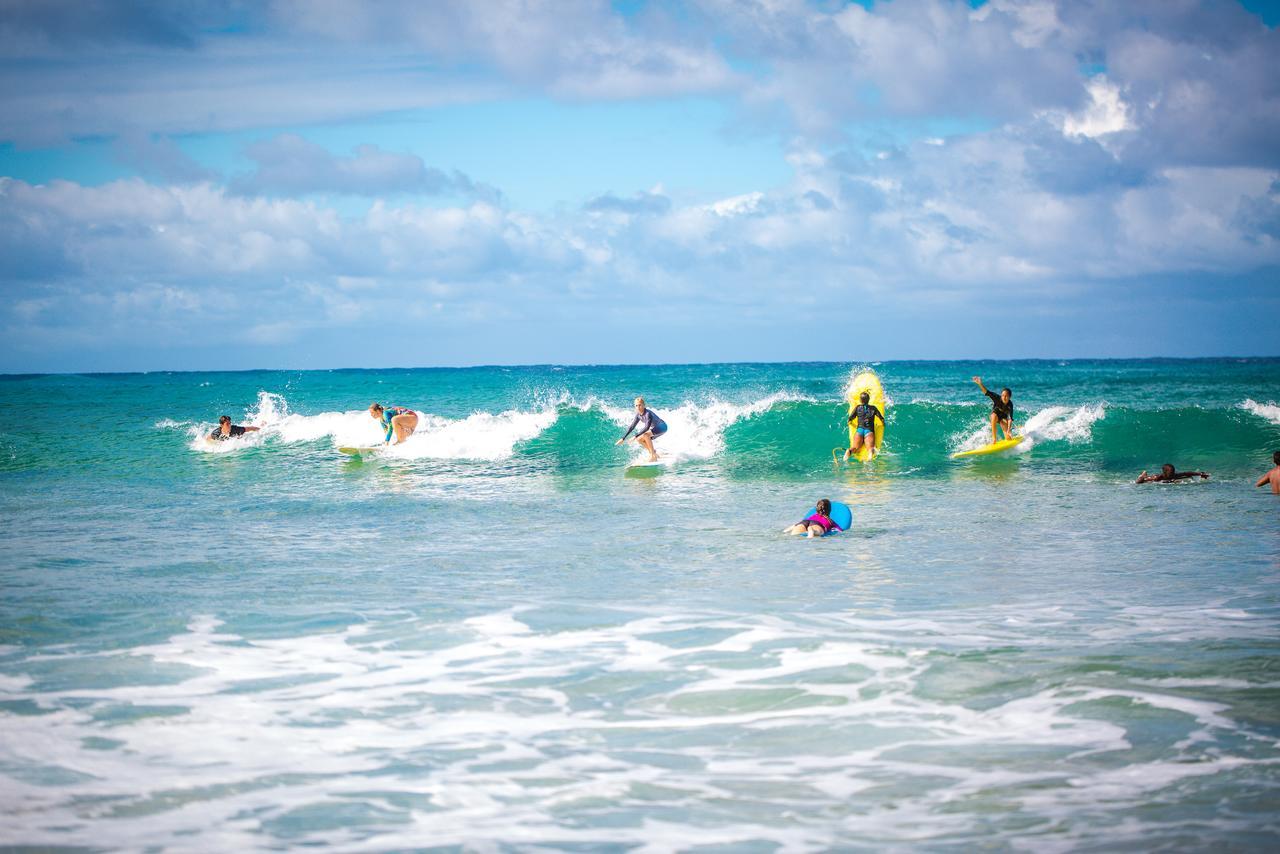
[2,359,1279,851]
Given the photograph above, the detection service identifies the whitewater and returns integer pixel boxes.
[2,358,1278,850]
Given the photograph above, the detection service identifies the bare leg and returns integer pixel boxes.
[787,524,807,536]
[392,413,418,443]
[637,431,657,461]
[1000,419,1012,440]
[989,413,999,443]
[806,524,824,538]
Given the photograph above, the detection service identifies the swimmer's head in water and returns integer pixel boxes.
[219,415,231,425]
[859,392,870,404]
[1273,450,1280,465]
[816,499,831,517]
[1162,464,1175,476]
[634,397,646,410]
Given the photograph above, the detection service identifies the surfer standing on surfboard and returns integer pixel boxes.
[972,377,1014,443]
[616,397,667,462]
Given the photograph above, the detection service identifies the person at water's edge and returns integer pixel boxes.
[972,376,1014,442]
[209,415,259,440]
[1256,451,1280,494]
[844,391,884,461]
[1137,464,1209,484]
[616,397,667,462]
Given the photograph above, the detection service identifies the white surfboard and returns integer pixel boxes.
[339,446,382,457]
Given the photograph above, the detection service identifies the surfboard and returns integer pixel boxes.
[951,436,1025,459]
[847,371,886,461]
[339,446,382,457]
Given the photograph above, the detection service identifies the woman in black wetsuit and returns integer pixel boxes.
[972,376,1014,443]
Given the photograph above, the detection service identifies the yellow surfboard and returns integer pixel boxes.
[846,371,886,461]
[951,436,1025,459]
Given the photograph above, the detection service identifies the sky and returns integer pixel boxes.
[1,0,1278,372]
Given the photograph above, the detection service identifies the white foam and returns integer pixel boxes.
[605,392,809,463]
[1240,399,1280,425]
[951,403,1106,453]
[1,606,1275,849]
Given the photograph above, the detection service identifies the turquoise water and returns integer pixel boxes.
[2,359,1279,849]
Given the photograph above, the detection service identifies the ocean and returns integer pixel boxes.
[2,359,1278,850]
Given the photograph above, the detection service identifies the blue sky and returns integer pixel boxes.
[1,0,1278,372]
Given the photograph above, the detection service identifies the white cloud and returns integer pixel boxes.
[1060,77,1134,139]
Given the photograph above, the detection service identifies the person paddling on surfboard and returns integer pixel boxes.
[616,397,667,462]
[844,391,885,461]
[208,415,260,441]
[1137,464,1209,484]
[369,403,418,445]
[972,377,1014,443]
[785,499,844,538]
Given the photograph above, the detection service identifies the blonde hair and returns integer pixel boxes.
[369,402,384,415]
[634,397,646,407]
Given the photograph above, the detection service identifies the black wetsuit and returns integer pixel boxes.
[985,390,1013,422]
[210,425,248,440]
[848,404,883,431]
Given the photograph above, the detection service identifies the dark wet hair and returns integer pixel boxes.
[816,498,831,516]
[859,392,870,403]
[1001,388,1011,397]
[1273,450,1280,465]
[219,415,231,424]
[1161,463,1175,475]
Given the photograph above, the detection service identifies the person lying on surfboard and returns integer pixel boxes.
[972,376,1014,443]
[616,397,667,462]
[785,499,844,538]
[208,415,260,441]
[369,403,418,444]
[1137,464,1209,484]
[844,391,884,461]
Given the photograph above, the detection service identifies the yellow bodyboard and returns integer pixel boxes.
[951,436,1025,459]
[846,371,886,461]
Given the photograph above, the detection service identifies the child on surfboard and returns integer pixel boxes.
[844,391,885,461]
[972,376,1015,443]
[616,397,667,463]
[785,499,844,538]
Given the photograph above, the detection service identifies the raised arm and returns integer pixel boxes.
[972,376,988,394]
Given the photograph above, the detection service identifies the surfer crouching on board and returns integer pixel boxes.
[972,376,1014,442]
[844,391,885,461]
[1137,464,1209,484]
[1256,451,1280,494]
[369,403,418,444]
[616,397,667,462]
[786,499,844,538]
[208,415,260,441]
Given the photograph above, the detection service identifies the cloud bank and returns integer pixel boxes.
[1,0,1277,369]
